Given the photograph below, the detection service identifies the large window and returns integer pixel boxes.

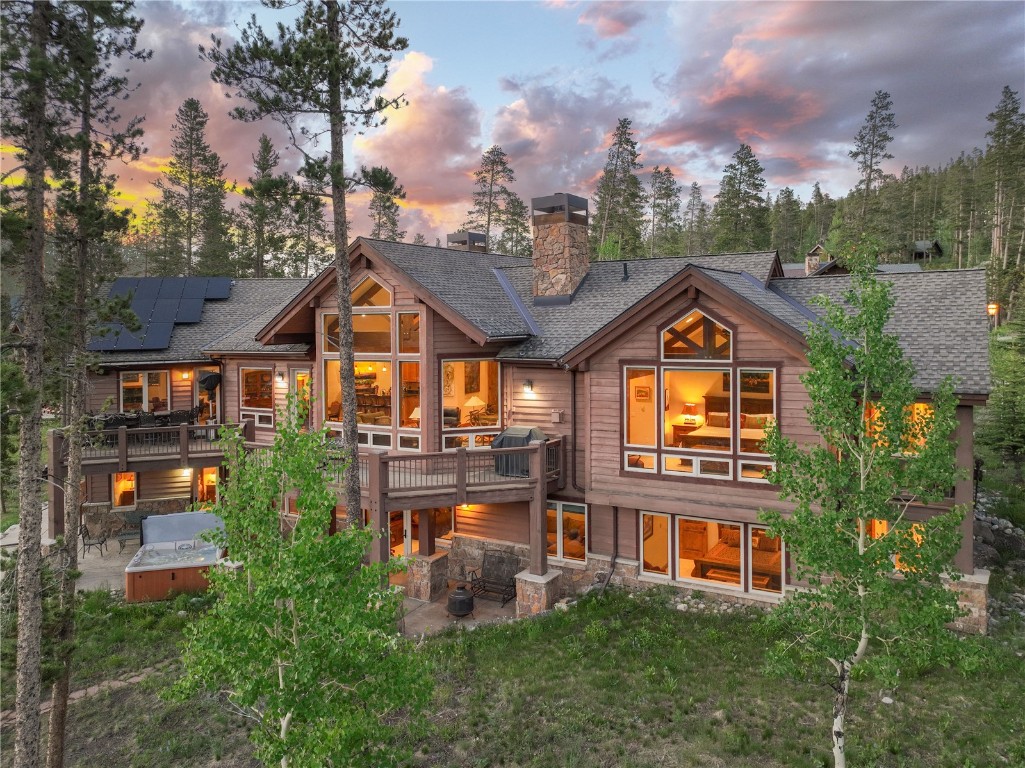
[319,275,420,450]
[641,513,784,594]
[546,501,586,561]
[441,359,500,449]
[120,371,169,412]
[240,367,274,427]
[624,307,778,483]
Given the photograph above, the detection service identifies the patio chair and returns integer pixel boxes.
[81,520,108,557]
[468,548,519,606]
[112,509,145,554]
[165,409,192,426]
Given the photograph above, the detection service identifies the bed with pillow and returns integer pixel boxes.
[677,411,774,451]
[691,527,782,581]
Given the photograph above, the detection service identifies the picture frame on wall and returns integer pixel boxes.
[465,361,480,394]
[634,385,651,402]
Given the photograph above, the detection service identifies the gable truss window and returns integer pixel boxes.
[662,310,731,361]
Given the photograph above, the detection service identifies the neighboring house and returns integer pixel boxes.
[49,193,990,630]
[912,240,943,261]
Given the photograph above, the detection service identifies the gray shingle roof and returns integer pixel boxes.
[494,253,778,361]
[361,238,534,339]
[772,270,989,395]
[97,278,311,365]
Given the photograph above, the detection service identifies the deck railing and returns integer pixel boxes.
[72,422,246,464]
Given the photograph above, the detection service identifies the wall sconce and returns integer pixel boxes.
[182,468,192,477]
[181,371,191,380]
[523,380,533,394]
[276,371,286,384]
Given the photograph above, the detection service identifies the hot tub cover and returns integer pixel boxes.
[141,510,224,545]
[126,540,222,573]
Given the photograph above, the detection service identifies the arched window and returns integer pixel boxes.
[662,310,731,360]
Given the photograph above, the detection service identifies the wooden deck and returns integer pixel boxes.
[59,423,564,511]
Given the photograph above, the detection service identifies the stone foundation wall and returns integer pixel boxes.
[447,535,529,582]
[515,569,561,617]
[81,497,190,534]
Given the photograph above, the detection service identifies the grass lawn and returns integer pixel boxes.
[4,587,1023,768]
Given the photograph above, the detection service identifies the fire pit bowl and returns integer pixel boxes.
[447,584,475,618]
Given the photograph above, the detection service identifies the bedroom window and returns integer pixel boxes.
[113,472,136,508]
[663,369,732,453]
[662,310,731,360]
[546,501,586,561]
[625,367,657,446]
[739,369,776,455]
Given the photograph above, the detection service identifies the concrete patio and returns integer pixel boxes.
[67,536,515,636]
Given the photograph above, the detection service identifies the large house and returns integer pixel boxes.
[48,193,990,630]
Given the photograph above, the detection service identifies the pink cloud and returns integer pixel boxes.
[577,1,646,39]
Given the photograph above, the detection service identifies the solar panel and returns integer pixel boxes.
[183,277,209,299]
[109,277,139,298]
[86,327,118,351]
[133,279,161,300]
[151,298,180,323]
[141,322,173,349]
[114,328,147,350]
[158,277,186,298]
[130,297,154,322]
[177,298,204,323]
[206,277,232,299]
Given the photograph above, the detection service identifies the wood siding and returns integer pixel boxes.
[140,468,192,500]
[455,502,528,544]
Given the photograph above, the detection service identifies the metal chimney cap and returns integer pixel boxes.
[531,193,588,215]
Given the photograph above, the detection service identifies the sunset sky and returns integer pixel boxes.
[7,0,1024,244]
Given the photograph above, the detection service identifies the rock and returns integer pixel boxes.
[881,696,894,705]
[974,521,996,545]
[975,543,1001,567]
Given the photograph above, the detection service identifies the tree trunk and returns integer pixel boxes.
[14,5,51,765]
[326,1,360,528]
[831,660,851,768]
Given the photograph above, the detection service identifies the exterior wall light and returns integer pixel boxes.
[181,371,191,380]
[523,380,534,394]
[276,371,286,384]
[987,302,999,316]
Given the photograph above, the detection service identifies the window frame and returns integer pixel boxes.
[440,358,502,450]
[239,366,274,428]
[660,307,734,363]
[119,370,170,413]
[546,500,587,562]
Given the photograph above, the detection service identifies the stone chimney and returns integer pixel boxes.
[532,193,589,301]
[805,245,823,276]
[447,231,487,253]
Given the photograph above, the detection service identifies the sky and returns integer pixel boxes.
[8,0,1025,244]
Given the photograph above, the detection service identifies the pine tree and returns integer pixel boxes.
[682,182,712,256]
[850,90,898,231]
[984,86,1025,319]
[238,134,293,277]
[285,179,332,278]
[411,233,427,246]
[464,145,516,248]
[770,187,803,261]
[494,192,531,258]
[713,143,770,252]
[369,184,406,242]
[591,117,645,260]
[203,0,408,524]
[801,182,835,254]
[152,98,229,276]
[648,166,682,257]
[41,5,148,763]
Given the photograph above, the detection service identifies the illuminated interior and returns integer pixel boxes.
[113,472,135,508]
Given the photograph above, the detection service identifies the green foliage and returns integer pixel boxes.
[647,165,683,257]
[759,240,967,764]
[713,143,770,253]
[591,117,645,260]
[978,319,1025,491]
[850,90,898,232]
[171,399,430,768]
[368,185,406,242]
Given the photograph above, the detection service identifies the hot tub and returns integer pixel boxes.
[124,540,222,602]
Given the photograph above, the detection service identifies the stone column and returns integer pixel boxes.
[406,551,449,602]
[515,568,561,617]
[944,569,990,635]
